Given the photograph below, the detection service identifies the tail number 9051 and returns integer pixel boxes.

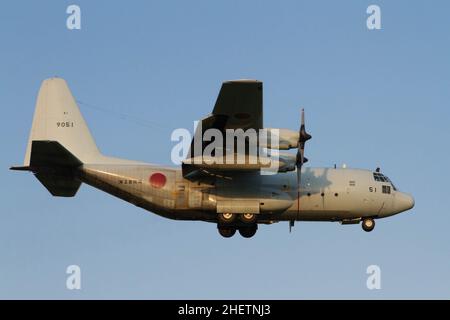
[57,122,74,128]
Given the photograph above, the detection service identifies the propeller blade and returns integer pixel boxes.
[296,161,301,213]
[302,108,305,125]
[296,108,311,214]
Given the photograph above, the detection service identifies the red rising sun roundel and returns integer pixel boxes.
[149,173,166,188]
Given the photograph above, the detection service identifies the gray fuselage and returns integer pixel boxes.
[78,164,414,224]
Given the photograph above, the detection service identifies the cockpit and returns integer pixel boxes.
[373,172,397,191]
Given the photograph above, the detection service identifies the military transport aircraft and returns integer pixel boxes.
[11,78,414,238]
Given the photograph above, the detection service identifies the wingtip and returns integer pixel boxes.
[224,79,262,84]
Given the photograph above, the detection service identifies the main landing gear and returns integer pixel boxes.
[217,213,258,238]
[238,225,257,238]
[218,212,236,224]
[240,213,256,223]
[362,218,375,232]
[218,226,236,238]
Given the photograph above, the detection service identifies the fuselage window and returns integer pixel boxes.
[382,185,391,194]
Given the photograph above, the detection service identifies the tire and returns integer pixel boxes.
[218,226,236,238]
[218,213,236,224]
[362,218,375,232]
[240,213,257,223]
[238,225,258,238]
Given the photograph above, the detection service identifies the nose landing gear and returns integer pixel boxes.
[362,218,375,232]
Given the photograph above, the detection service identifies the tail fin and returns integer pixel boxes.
[12,78,102,197]
[23,78,101,165]
[12,78,142,196]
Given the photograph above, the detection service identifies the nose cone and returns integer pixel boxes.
[394,192,415,214]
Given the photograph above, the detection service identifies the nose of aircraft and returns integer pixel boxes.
[394,192,415,214]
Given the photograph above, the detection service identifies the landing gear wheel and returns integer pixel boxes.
[362,218,375,232]
[240,213,256,223]
[218,226,236,238]
[238,225,258,238]
[218,213,236,224]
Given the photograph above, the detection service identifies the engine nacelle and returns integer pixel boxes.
[256,150,296,173]
[259,128,299,150]
[259,188,294,213]
[277,152,296,172]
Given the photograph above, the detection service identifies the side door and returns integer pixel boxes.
[188,184,203,209]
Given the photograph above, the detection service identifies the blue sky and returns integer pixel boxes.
[1,0,449,299]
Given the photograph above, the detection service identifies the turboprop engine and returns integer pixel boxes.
[259,128,299,150]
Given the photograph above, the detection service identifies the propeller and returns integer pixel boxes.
[296,109,312,214]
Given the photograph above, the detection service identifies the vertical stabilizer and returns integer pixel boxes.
[24,78,101,165]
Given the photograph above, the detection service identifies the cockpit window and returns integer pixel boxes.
[373,172,397,191]
[373,172,384,181]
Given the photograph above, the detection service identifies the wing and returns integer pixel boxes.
[183,80,266,181]
[187,79,263,159]
[212,79,263,131]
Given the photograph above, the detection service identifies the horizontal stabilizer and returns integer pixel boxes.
[10,166,33,171]
[35,172,81,197]
[29,140,82,168]
[12,140,83,197]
